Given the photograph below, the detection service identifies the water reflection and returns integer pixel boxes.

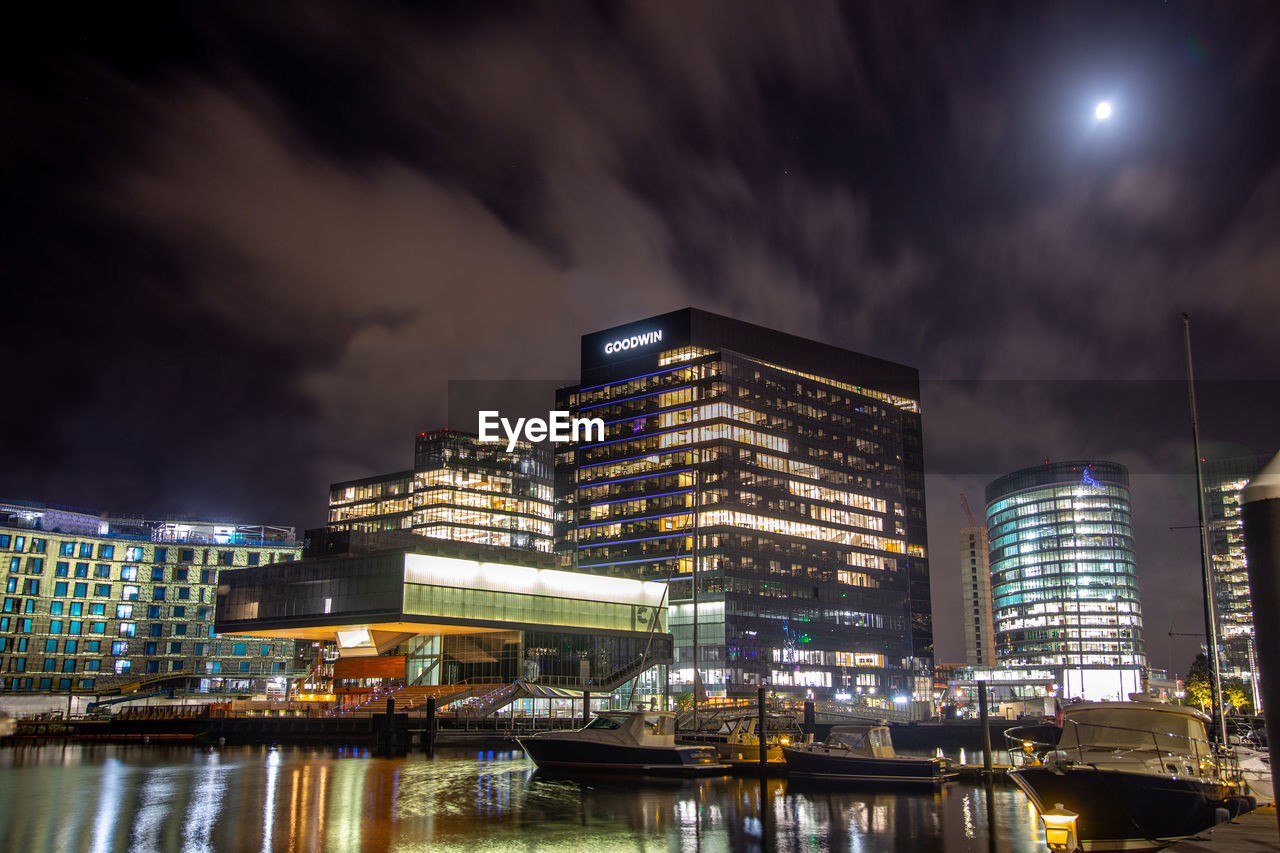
[0,745,1048,852]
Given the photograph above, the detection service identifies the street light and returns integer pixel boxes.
[1041,804,1080,852]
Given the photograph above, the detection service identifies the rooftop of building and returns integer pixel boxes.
[578,307,921,400]
[329,428,552,494]
[985,459,1130,505]
[303,527,559,566]
[0,498,297,545]
[1202,453,1272,480]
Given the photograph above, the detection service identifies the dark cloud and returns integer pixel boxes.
[3,0,1278,667]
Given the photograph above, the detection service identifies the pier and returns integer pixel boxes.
[1166,806,1280,852]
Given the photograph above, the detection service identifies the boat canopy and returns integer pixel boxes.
[584,711,677,737]
[1058,704,1210,755]
[825,725,896,758]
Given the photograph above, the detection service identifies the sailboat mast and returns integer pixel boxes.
[1182,313,1228,746]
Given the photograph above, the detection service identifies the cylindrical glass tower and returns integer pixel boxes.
[985,460,1145,701]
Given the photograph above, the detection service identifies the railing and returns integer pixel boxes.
[809,699,914,724]
[328,684,401,717]
[1037,717,1243,784]
[458,682,519,720]
[434,714,586,735]
[591,656,650,692]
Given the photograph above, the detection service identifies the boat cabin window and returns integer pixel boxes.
[585,715,628,730]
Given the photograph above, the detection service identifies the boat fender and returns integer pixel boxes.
[1043,750,1071,776]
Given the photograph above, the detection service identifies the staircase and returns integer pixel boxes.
[591,655,650,692]
[330,684,491,717]
[457,682,520,720]
[330,686,398,717]
[395,685,485,712]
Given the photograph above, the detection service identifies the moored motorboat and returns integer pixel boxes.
[1228,722,1274,805]
[1009,701,1247,851]
[518,710,728,775]
[782,724,955,784]
[714,714,803,768]
[1235,745,1274,805]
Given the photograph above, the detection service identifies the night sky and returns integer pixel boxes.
[4,2,1278,670]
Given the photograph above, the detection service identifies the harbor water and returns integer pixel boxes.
[0,744,1049,852]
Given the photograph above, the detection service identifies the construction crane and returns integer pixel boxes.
[960,493,976,527]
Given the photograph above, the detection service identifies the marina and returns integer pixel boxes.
[517,710,728,775]
[782,724,957,786]
[0,742,1052,852]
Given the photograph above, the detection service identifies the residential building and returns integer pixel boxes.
[0,499,301,695]
[328,429,554,552]
[553,308,931,705]
[962,525,996,666]
[985,460,1146,702]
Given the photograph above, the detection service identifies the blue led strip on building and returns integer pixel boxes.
[600,404,695,427]
[578,364,687,394]
[578,509,693,530]
[577,488,692,507]
[579,384,694,412]
[577,554,692,569]
[579,424,696,450]
[577,531,688,548]
[576,468,693,488]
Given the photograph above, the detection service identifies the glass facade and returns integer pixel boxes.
[328,429,554,551]
[1203,455,1268,686]
[555,309,931,703]
[406,630,672,689]
[216,544,673,693]
[985,461,1145,702]
[0,501,302,694]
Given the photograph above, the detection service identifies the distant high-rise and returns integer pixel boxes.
[961,525,996,667]
[554,308,931,704]
[328,429,554,552]
[1203,454,1269,693]
[985,460,1146,702]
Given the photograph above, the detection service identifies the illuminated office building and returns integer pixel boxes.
[554,309,931,703]
[0,499,300,696]
[1203,454,1269,692]
[985,461,1146,702]
[328,429,554,552]
[961,525,996,667]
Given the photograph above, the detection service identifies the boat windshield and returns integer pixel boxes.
[827,732,868,751]
[585,714,629,730]
[643,714,674,736]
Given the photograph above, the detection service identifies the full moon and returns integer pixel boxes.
[1095,100,1113,120]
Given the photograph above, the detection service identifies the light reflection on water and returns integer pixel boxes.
[0,745,1048,853]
